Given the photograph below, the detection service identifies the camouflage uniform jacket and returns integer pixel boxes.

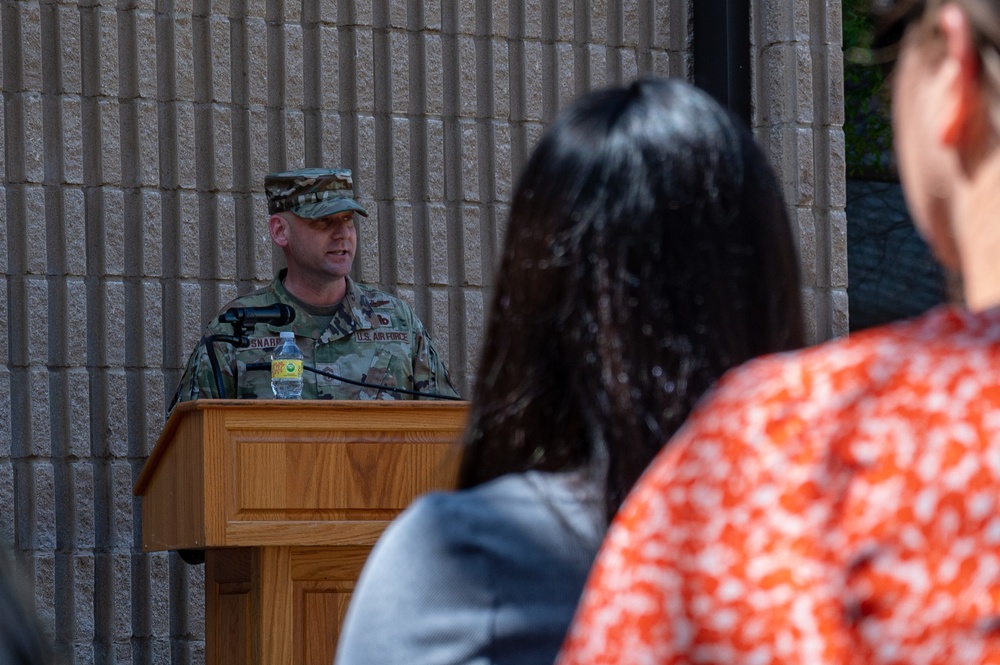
[171,272,459,407]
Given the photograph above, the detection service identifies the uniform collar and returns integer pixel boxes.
[269,271,380,341]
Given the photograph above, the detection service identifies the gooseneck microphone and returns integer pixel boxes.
[218,303,296,327]
[207,304,296,398]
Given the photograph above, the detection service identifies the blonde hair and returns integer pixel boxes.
[889,0,1000,129]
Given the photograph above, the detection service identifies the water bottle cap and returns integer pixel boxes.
[280,331,295,340]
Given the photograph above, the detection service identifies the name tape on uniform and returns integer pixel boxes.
[356,330,408,343]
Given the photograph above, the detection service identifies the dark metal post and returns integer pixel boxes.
[693,0,752,126]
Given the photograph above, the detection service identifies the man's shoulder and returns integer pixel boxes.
[219,282,280,310]
[352,281,411,312]
[349,281,420,329]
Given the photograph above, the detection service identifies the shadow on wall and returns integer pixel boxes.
[0,548,53,665]
[847,179,947,332]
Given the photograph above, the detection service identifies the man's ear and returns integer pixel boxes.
[269,213,289,248]
[939,4,984,146]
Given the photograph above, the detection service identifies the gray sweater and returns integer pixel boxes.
[335,470,605,665]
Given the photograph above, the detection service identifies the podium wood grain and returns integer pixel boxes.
[135,400,468,665]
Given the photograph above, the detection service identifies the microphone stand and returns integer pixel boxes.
[179,326,248,566]
[204,321,250,399]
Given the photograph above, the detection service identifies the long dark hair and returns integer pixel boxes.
[458,78,804,519]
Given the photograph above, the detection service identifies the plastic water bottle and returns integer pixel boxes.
[271,331,304,399]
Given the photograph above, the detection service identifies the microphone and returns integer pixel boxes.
[218,303,296,327]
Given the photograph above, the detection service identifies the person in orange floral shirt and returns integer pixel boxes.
[559,1,1000,663]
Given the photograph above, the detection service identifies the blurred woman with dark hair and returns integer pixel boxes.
[335,77,803,665]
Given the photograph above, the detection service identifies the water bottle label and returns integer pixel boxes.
[271,359,303,379]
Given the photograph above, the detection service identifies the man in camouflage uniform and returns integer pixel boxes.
[170,167,459,407]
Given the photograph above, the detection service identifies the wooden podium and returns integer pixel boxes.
[133,399,468,665]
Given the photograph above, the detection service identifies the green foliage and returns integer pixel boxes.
[843,0,896,180]
[843,0,875,50]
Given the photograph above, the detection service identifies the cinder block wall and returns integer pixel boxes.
[756,0,848,341]
[0,1,842,663]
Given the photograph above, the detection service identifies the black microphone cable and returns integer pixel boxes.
[245,362,463,401]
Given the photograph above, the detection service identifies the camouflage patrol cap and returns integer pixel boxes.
[265,167,369,218]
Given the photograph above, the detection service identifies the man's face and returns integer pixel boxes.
[271,210,358,282]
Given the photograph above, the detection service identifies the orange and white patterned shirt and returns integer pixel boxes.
[559,306,1000,665]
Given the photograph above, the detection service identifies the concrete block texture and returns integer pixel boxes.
[0,460,12,546]
[23,95,45,185]
[136,11,158,100]
[25,277,48,366]
[60,7,84,95]
[755,0,846,341]
[17,3,41,92]
[0,0,845,662]
[0,281,6,366]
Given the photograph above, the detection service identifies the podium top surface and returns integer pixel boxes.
[132,399,469,550]
[134,399,470,496]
